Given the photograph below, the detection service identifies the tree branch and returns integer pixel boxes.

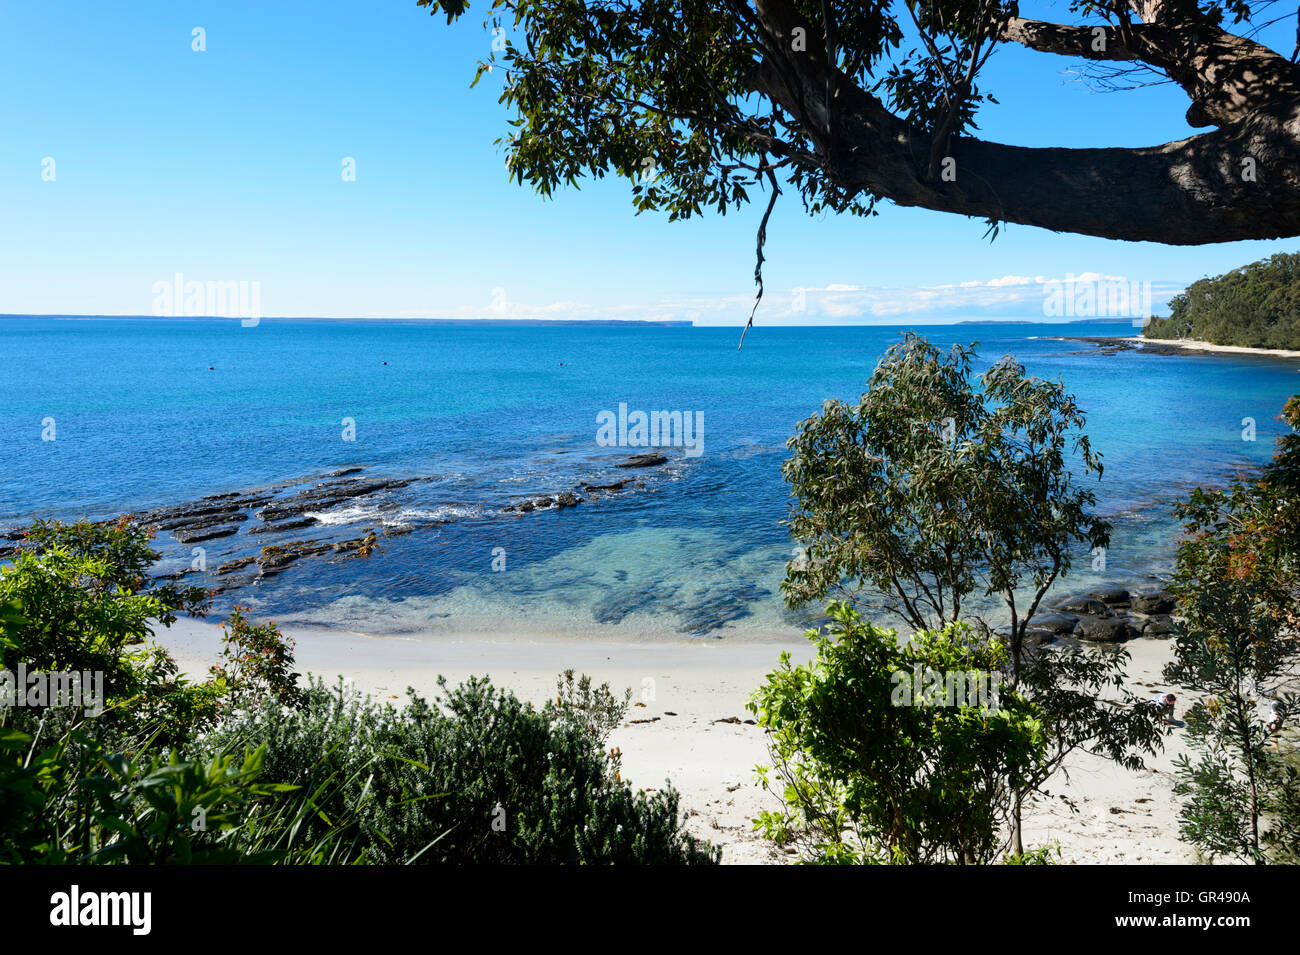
[998,14,1300,127]
[747,2,1300,244]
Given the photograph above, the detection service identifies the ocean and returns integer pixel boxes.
[3,317,1296,639]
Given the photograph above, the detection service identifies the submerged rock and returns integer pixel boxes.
[615,453,668,469]
[208,573,259,595]
[506,492,582,514]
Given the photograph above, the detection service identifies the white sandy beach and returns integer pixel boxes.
[1127,336,1300,360]
[156,617,1199,865]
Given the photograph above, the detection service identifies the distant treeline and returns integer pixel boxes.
[1145,252,1300,348]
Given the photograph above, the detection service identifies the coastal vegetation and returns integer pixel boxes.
[1164,397,1300,862]
[1144,253,1300,350]
[750,603,1044,864]
[775,333,1162,857]
[1144,252,1300,348]
[0,522,717,865]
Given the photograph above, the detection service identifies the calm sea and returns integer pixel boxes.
[3,317,1296,639]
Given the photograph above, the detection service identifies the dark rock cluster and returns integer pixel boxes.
[1020,584,1178,645]
[3,452,679,598]
[503,490,583,513]
[500,456,662,514]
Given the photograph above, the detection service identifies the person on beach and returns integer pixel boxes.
[1149,692,1177,725]
[1267,700,1286,752]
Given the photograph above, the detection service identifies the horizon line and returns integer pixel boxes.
[0,314,1144,327]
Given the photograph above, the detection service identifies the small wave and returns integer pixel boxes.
[305,504,384,526]
[394,505,481,523]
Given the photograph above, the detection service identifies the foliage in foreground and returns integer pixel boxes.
[204,675,717,865]
[749,602,1045,864]
[0,518,218,748]
[1165,396,1300,863]
[0,725,369,865]
[0,520,717,865]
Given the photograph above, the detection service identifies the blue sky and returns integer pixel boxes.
[1,0,1295,325]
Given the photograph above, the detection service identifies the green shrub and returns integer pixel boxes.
[206,607,305,715]
[1,517,715,865]
[750,602,1045,864]
[0,723,371,865]
[204,676,719,865]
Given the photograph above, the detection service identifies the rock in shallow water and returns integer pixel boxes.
[1052,594,1112,616]
[173,522,243,543]
[1087,584,1131,606]
[615,453,668,468]
[1027,612,1079,636]
[996,625,1057,647]
[1074,616,1136,643]
[1131,590,1177,614]
[1137,614,1176,637]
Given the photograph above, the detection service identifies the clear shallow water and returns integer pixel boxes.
[2,317,1297,638]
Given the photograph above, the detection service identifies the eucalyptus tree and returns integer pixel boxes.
[782,333,1108,664]
[781,333,1161,854]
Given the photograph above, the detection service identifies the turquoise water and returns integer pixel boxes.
[2,317,1296,638]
